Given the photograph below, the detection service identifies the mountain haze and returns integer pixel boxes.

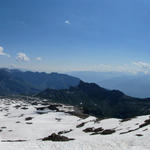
[69,71,150,98]
[0,68,80,95]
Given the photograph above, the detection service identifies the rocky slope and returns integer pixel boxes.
[0,97,150,150]
[37,81,150,119]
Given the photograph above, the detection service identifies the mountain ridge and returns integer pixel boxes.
[0,68,80,95]
[37,81,150,119]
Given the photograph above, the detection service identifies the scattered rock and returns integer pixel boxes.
[139,119,150,128]
[94,127,104,132]
[42,133,74,142]
[41,102,49,106]
[25,117,33,121]
[26,122,33,124]
[120,128,138,134]
[94,118,102,124]
[31,102,38,105]
[47,105,59,111]
[83,127,104,135]
[36,104,59,112]
[76,122,85,128]
[83,127,94,133]
[120,118,150,135]
[1,127,7,129]
[36,107,46,111]
[14,105,21,109]
[21,107,28,110]
[100,129,116,135]
[16,121,21,123]
[120,118,132,122]
[68,111,88,119]
[1,140,27,142]
[58,129,73,135]
[143,129,148,131]
[8,130,13,132]
[55,118,61,122]
[136,134,143,136]
[18,114,24,117]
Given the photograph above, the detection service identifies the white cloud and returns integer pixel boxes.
[0,46,10,57]
[36,57,42,61]
[65,63,134,73]
[133,61,150,69]
[16,52,30,62]
[65,20,71,24]
[10,64,17,68]
[66,62,150,74]
[132,61,150,74]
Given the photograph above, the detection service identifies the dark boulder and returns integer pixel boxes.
[42,133,74,142]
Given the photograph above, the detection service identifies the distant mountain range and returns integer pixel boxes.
[69,71,150,98]
[2,68,150,119]
[0,68,80,95]
[37,81,150,119]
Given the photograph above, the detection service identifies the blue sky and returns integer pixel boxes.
[1,0,150,73]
